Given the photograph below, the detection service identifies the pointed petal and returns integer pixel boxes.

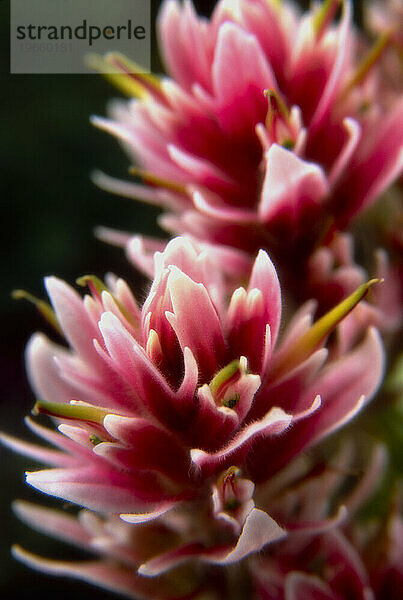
[309,0,352,133]
[98,312,181,425]
[248,249,282,346]
[259,145,328,224]
[0,431,76,467]
[191,407,291,476]
[12,546,156,600]
[25,465,170,512]
[189,383,239,450]
[285,572,336,600]
[177,346,199,399]
[44,277,103,369]
[25,333,77,404]
[251,328,384,481]
[92,169,184,211]
[139,508,285,575]
[13,501,92,548]
[212,22,276,136]
[328,118,361,187]
[120,501,177,524]
[334,98,403,224]
[208,508,286,564]
[286,505,348,535]
[166,266,226,380]
[138,542,205,577]
[99,414,191,482]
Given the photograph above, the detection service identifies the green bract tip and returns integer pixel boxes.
[210,360,241,395]
[12,289,62,335]
[33,399,110,425]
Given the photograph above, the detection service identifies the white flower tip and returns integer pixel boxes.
[43,275,59,292]
[313,394,322,410]
[11,544,26,561]
[137,563,152,577]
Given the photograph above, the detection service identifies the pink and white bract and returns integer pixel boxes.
[1,237,385,599]
[251,445,403,600]
[92,0,403,267]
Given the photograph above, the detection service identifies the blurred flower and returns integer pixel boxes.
[91,0,403,272]
[251,446,403,600]
[1,237,384,597]
[365,0,403,95]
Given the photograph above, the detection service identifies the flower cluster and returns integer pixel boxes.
[3,1,402,599]
[92,0,402,295]
[2,238,384,598]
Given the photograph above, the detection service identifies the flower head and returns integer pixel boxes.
[1,237,384,597]
[92,0,403,268]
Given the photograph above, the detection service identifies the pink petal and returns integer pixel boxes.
[192,189,257,224]
[251,348,328,418]
[328,118,361,187]
[212,22,276,137]
[25,465,171,512]
[250,328,384,481]
[319,530,373,598]
[238,0,293,80]
[54,350,132,411]
[94,225,132,248]
[334,98,403,225]
[126,235,167,279]
[189,383,239,450]
[100,414,191,482]
[259,145,328,224]
[230,370,262,423]
[157,0,209,91]
[191,406,291,477]
[285,572,337,600]
[227,288,267,373]
[166,266,226,380]
[0,430,76,467]
[309,0,352,134]
[13,546,156,600]
[92,169,185,211]
[299,327,384,444]
[120,502,177,524]
[13,501,92,548]
[25,416,92,460]
[208,508,286,564]
[98,312,182,425]
[286,505,348,535]
[45,277,104,370]
[168,144,237,191]
[26,333,77,404]
[138,542,205,577]
[248,249,282,347]
[177,346,199,399]
[138,509,285,575]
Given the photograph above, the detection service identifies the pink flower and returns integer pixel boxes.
[1,237,384,597]
[365,0,403,96]
[251,446,403,600]
[92,0,403,266]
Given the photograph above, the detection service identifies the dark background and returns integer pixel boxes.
[0,1,368,599]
